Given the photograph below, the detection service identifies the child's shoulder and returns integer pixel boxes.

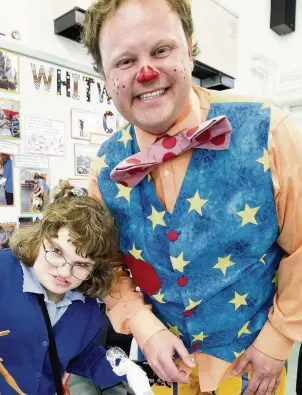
[0,249,20,271]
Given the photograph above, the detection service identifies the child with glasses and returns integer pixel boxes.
[0,181,126,395]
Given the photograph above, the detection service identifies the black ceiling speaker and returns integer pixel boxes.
[270,0,296,35]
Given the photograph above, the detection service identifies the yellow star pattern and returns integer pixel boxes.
[229,292,248,310]
[185,298,203,311]
[129,244,144,261]
[261,102,271,110]
[236,204,260,227]
[187,191,208,216]
[259,254,267,265]
[147,174,151,182]
[192,332,208,342]
[116,184,133,203]
[117,125,133,148]
[272,273,278,288]
[153,289,166,304]
[238,321,251,338]
[233,350,245,359]
[214,254,236,276]
[93,154,109,176]
[256,148,270,172]
[167,324,183,337]
[171,252,190,273]
[147,206,166,230]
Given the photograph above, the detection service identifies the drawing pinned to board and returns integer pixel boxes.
[31,63,54,92]
[26,116,65,156]
[71,109,103,140]
[74,144,99,176]
[0,48,19,93]
[0,152,14,206]
[0,223,16,249]
[0,98,20,139]
[20,168,50,214]
[103,111,114,134]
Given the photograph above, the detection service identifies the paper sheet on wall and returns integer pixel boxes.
[0,139,20,154]
[25,116,65,156]
[90,133,108,146]
[14,154,49,169]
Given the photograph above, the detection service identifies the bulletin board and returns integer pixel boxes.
[0,48,125,225]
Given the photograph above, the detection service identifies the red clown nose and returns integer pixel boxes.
[136,65,160,83]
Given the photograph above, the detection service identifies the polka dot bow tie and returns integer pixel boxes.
[110,115,232,187]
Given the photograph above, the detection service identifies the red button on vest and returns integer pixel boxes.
[168,230,179,242]
[192,344,201,351]
[177,276,188,287]
[183,310,193,317]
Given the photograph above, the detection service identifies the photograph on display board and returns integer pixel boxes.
[0,48,19,93]
[20,169,50,214]
[17,216,42,229]
[0,223,16,249]
[0,152,14,206]
[74,143,98,176]
[71,109,103,141]
[0,98,20,139]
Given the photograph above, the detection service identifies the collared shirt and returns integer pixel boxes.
[89,86,302,391]
[21,262,85,326]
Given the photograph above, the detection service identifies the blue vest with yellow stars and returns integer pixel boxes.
[96,100,284,363]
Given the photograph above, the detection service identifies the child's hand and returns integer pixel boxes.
[0,330,10,336]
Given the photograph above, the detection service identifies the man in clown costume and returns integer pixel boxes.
[83,0,302,394]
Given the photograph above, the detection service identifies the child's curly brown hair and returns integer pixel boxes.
[10,189,119,300]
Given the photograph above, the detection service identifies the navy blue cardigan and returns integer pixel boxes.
[0,249,123,395]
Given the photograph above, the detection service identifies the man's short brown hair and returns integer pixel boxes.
[82,0,199,77]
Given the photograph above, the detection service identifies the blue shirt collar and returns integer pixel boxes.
[21,262,85,304]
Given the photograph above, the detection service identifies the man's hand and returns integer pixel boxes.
[232,345,285,395]
[143,329,195,384]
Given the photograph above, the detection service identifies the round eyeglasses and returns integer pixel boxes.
[43,242,93,281]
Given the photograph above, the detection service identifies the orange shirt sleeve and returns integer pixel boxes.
[88,160,167,349]
[253,106,302,360]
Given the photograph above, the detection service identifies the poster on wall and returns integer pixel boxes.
[20,168,50,214]
[71,109,103,141]
[0,140,20,154]
[14,154,49,170]
[0,222,16,249]
[0,48,19,94]
[74,144,98,177]
[0,152,14,206]
[0,98,20,139]
[25,116,65,156]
